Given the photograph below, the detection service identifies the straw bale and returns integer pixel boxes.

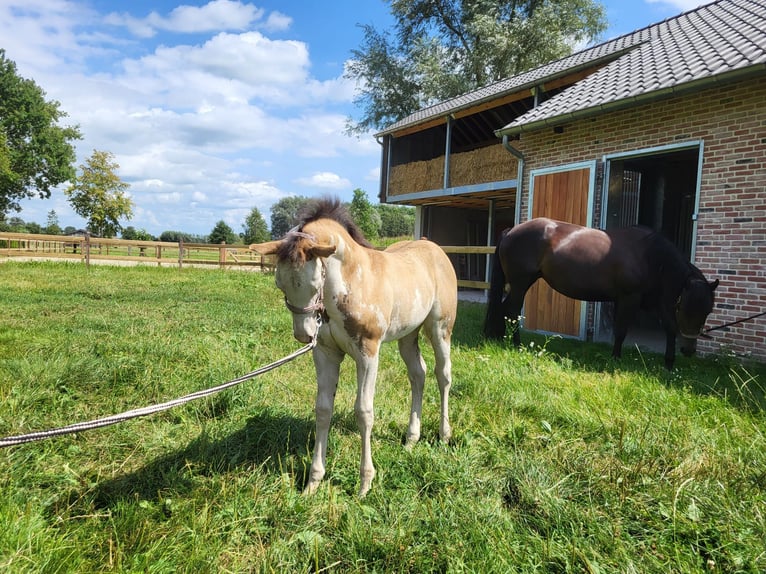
[389,156,445,196]
[388,144,516,196]
[450,144,517,187]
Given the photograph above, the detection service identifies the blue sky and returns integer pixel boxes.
[2,0,708,237]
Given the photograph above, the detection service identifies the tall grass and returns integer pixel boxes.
[1,261,764,572]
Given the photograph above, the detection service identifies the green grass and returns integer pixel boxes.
[1,261,764,573]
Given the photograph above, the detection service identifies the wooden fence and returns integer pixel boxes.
[0,232,494,288]
[0,232,271,270]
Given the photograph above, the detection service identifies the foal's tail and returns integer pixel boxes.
[483,239,507,339]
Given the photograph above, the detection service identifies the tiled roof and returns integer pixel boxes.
[377,0,766,137]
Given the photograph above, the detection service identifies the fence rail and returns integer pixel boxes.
[0,232,493,288]
[0,232,272,270]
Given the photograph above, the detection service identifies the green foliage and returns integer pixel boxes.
[346,0,608,133]
[1,263,764,572]
[208,220,237,244]
[0,215,27,232]
[121,226,155,241]
[269,195,310,239]
[44,210,62,235]
[159,230,196,243]
[377,203,415,237]
[64,150,133,238]
[349,188,381,240]
[0,49,82,214]
[242,206,270,245]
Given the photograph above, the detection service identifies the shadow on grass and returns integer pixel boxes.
[51,408,315,514]
[456,302,765,411]
[493,328,766,412]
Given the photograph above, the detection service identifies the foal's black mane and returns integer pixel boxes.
[278,197,373,262]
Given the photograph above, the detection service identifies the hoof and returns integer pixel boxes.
[358,470,375,498]
[404,433,420,451]
[302,480,321,496]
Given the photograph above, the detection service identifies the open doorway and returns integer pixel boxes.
[597,144,702,348]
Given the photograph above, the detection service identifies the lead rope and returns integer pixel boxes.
[701,309,766,338]
[0,335,317,448]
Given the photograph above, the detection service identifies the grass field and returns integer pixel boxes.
[0,261,764,573]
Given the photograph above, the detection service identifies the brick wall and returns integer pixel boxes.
[514,76,766,361]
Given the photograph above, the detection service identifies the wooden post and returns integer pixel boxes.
[219,242,227,268]
[84,233,90,267]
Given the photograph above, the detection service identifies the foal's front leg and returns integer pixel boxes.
[304,344,342,495]
[354,346,380,497]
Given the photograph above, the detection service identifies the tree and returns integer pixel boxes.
[122,226,154,241]
[377,203,415,237]
[0,50,82,214]
[1,216,26,232]
[208,220,237,244]
[346,0,607,133]
[242,207,270,244]
[160,230,195,243]
[349,188,380,240]
[44,210,62,235]
[64,150,133,237]
[270,196,311,239]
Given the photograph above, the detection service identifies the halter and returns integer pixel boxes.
[283,256,328,323]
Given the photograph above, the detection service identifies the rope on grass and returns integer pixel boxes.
[0,337,317,448]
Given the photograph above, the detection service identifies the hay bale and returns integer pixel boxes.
[450,145,517,187]
[387,145,516,196]
[389,157,445,196]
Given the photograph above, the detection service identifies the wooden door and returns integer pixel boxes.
[524,167,591,338]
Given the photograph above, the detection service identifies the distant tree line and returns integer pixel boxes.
[267,190,415,241]
[2,189,416,245]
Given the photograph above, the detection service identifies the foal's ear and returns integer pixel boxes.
[709,279,720,291]
[310,243,337,258]
[249,240,283,255]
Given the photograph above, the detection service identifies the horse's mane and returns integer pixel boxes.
[277,196,373,262]
[642,228,704,293]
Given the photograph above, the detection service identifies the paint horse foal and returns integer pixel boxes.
[251,200,457,497]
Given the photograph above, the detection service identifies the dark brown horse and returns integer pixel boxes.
[484,218,718,369]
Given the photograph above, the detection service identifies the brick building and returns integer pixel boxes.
[376,0,766,361]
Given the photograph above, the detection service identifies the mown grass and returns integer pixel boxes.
[0,261,764,573]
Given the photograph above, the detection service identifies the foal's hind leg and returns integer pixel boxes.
[398,329,426,448]
[423,319,453,444]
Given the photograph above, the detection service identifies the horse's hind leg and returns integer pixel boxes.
[505,284,530,347]
[398,329,426,447]
[423,319,453,444]
[611,296,639,359]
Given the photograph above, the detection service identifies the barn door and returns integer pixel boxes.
[524,165,593,338]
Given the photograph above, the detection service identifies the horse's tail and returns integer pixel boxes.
[483,238,507,339]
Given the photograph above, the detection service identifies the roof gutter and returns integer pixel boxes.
[501,134,525,225]
[495,65,766,138]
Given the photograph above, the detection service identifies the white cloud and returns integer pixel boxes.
[646,0,706,9]
[4,0,383,236]
[151,0,263,33]
[366,166,381,182]
[262,11,292,32]
[295,172,352,190]
[104,0,288,37]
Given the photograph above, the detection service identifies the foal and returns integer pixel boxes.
[251,199,457,496]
